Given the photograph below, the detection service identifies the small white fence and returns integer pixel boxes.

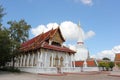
[61,67,81,73]
[19,67,99,74]
[82,67,99,72]
[19,67,57,74]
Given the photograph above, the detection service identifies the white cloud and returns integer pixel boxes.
[31,21,95,41]
[31,25,46,36]
[91,45,120,61]
[60,21,80,40]
[80,0,93,5]
[74,0,93,6]
[96,50,115,61]
[31,23,58,36]
[84,30,95,40]
[112,45,120,53]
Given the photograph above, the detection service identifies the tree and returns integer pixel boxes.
[0,5,10,67]
[98,61,106,71]
[102,57,110,61]
[0,28,11,67]
[109,62,115,71]
[0,5,6,29]
[7,19,31,68]
[104,63,109,71]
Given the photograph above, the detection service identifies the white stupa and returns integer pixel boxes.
[75,23,89,61]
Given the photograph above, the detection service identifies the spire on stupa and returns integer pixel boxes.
[77,21,84,45]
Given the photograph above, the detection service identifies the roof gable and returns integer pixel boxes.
[51,27,65,43]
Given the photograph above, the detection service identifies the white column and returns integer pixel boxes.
[65,53,68,67]
[40,50,43,68]
[53,51,55,66]
[32,53,34,67]
[23,55,25,67]
[44,51,47,67]
[18,56,20,67]
[20,55,22,67]
[37,51,40,67]
[27,54,30,67]
[29,54,31,66]
[24,55,26,67]
[70,54,74,67]
[73,54,75,68]
[51,53,53,67]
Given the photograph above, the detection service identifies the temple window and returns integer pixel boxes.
[51,41,61,46]
[60,56,64,67]
[55,55,59,67]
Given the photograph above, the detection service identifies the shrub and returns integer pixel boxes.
[0,67,20,73]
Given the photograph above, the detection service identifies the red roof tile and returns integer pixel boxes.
[74,60,97,67]
[42,42,76,53]
[20,27,75,53]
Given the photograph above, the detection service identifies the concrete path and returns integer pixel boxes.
[109,71,120,77]
[0,71,120,80]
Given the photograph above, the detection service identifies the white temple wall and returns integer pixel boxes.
[12,48,77,73]
[14,50,73,68]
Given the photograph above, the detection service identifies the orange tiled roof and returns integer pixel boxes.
[20,27,75,53]
[115,53,120,61]
[74,61,84,67]
[74,60,97,67]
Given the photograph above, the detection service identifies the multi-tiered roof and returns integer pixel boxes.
[20,27,76,54]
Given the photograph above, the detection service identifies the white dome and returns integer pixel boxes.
[75,44,89,60]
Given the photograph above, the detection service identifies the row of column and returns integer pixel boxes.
[65,53,75,67]
[14,49,75,68]
[15,52,37,67]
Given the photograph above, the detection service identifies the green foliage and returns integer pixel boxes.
[98,61,106,67]
[98,61,115,71]
[7,19,31,56]
[0,5,11,67]
[7,19,31,68]
[0,27,11,67]
[8,19,31,44]
[0,5,6,29]
[0,67,20,73]
[109,62,115,70]
[98,61,106,70]
[104,63,109,71]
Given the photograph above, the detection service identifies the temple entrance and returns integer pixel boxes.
[50,55,64,73]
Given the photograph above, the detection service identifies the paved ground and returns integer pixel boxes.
[0,71,120,80]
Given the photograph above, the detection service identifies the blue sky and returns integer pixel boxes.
[1,0,120,60]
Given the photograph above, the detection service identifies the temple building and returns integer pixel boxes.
[11,27,82,73]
